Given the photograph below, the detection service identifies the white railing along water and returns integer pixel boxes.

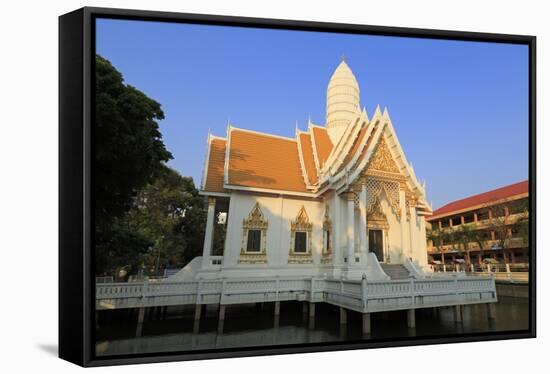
[96,275,497,313]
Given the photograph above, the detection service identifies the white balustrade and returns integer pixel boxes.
[96,274,497,312]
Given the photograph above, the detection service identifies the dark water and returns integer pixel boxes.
[96,297,529,357]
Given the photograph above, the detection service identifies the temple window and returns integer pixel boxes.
[246,229,262,252]
[239,202,268,264]
[288,206,313,264]
[294,231,308,253]
[324,230,331,253]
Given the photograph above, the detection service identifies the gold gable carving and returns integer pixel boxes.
[367,197,389,230]
[367,138,400,174]
[291,206,313,231]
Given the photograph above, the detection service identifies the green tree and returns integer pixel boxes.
[95,55,172,225]
[427,226,444,253]
[95,54,173,274]
[513,198,530,247]
[128,167,207,271]
[455,224,476,264]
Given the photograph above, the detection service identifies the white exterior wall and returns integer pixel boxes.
[415,215,429,269]
[196,189,427,279]
[327,192,346,265]
[221,192,325,273]
[378,196,402,263]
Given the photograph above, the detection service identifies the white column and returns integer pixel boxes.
[408,205,417,258]
[399,189,407,261]
[418,215,428,267]
[333,194,342,266]
[202,197,216,268]
[347,192,355,265]
[222,196,233,266]
[360,183,368,256]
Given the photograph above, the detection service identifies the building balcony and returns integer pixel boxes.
[428,237,528,254]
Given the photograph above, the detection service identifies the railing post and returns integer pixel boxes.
[197,279,203,305]
[340,276,344,307]
[276,277,280,302]
[409,276,415,307]
[220,278,226,305]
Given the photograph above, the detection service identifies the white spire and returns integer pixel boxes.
[326,60,360,144]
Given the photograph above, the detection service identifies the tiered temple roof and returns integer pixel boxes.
[200,60,432,215]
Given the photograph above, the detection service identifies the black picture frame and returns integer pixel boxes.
[59,6,536,367]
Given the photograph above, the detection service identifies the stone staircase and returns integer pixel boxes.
[380,264,411,280]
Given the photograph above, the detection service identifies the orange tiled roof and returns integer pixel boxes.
[227,129,308,193]
[203,138,227,193]
[428,180,529,220]
[299,132,318,185]
[312,127,333,168]
[338,123,368,173]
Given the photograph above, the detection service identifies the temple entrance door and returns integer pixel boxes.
[369,229,384,262]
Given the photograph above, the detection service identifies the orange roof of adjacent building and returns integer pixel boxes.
[428,180,529,221]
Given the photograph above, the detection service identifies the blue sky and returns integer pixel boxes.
[96,18,529,209]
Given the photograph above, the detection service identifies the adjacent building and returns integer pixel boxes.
[426,181,529,268]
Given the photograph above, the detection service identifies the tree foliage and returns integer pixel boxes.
[94,55,206,276]
[95,55,172,225]
[123,166,206,272]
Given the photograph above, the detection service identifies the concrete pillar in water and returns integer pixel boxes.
[135,307,146,337]
[362,313,371,335]
[218,304,226,321]
[193,304,201,334]
[454,305,463,323]
[194,304,202,320]
[487,303,496,320]
[217,304,226,334]
[340,307,347,325]
[407,309,416,328]
[302,302,308,315]
[309,303,316,319]
[274,301,280,316]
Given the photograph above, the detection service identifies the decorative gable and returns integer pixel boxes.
[367,137,400,174]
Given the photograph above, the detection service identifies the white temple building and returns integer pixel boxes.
[96,60,498,331]
[195,60,433,281]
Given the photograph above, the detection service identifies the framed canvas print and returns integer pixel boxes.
[59,6,536,367]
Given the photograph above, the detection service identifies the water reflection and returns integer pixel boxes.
[96,297,528,357]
